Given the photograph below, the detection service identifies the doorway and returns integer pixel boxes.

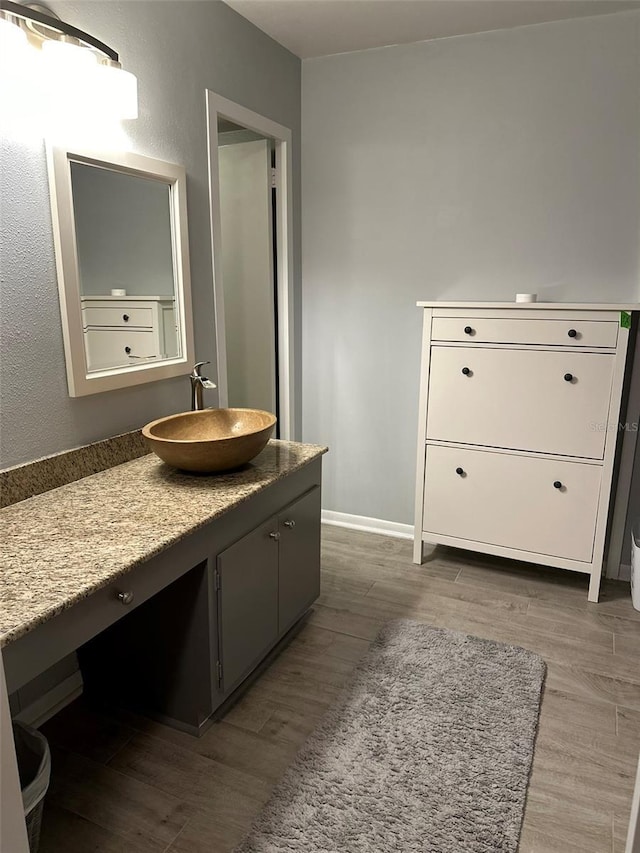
[206,91,294,439]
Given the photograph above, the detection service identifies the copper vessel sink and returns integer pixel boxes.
[142,408,277,473]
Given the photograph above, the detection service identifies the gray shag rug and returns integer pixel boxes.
[234,619,546,853]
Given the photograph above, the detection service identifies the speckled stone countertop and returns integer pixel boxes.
[0,440,327,648]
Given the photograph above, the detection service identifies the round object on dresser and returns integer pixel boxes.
[515,293,537,303]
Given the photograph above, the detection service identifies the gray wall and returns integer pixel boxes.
[72,164,175,298]
[302,12,640,526]
[0,0,301,468]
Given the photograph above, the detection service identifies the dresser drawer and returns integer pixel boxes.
[85,329,158,371]
[83,306,154,329]
[423,445,601,562]
[426,346,614,458]
[431,317,618,348]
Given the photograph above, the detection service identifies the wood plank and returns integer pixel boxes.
[46,747,188,847]
[39,803,164,853]
[107,733,272,816]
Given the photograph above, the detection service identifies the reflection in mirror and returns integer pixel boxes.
[48,147,195,397]
[217,117,277,416]
[70,164,180,372]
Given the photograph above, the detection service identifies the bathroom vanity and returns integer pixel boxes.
[0,440,326,734]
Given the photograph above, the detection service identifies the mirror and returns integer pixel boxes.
[47,146,195,396]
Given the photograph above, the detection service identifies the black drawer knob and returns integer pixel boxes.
[464,326,474,335]
[567,329,577,338]
[461,367,471,376]
[125,346,132,354]
[553,481,563,489]
[123,314,130,322]
[456,467,465,476]
[564,373,574,382]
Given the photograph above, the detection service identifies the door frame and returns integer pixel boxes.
[206,90,295,439]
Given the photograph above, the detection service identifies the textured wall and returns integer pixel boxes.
[0,0,301,467]
[302,12,640,527]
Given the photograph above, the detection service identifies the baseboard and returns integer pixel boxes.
[13,671,83,728]
[619,563,632,583]
[322,510,414,540]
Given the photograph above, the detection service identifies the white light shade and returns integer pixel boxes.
[0,17,28,59]
[0,18,44,131]
[41,39,98,115]
[41,39,98,70]
[95,63,138,120]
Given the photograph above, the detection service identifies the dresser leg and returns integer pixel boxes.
[588,568,602,603]
[413,536,424,565]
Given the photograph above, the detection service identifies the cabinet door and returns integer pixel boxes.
[426,346,614,458]
[423,444,601,562]
[84,328,158,371]
[278,487,321,634]
[217,519,279,693]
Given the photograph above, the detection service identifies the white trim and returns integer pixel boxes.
[626,753,640,853]
[322,510,414,540]
[206,90,295,440]
[46,145,195,397]
[418,302,640,311]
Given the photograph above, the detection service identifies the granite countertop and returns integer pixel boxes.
[0,440,327,648]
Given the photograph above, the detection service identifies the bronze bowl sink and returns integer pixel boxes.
[142,408,277,473]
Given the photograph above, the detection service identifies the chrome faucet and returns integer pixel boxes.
[190,361,217,411]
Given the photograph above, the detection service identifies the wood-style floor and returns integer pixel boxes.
[38,525,640,853]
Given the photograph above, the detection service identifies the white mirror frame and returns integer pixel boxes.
[47,145,196,397]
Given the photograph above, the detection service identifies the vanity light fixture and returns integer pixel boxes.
[0,0,137,120]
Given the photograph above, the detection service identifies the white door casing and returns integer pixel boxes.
[206,90,295,439]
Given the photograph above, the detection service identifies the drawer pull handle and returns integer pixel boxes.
[464,326,474,335]
[564,373,574,382]
[117,591,134,605]
[455,467,465,477]
[283,519,296,529]
[567,329,577,338]
[125,346,132,354]
[123,314,130,322]
[461,367,471,376]
[553,481,563,490]
[269,531,281,541]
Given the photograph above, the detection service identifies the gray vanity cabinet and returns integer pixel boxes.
[217,519,280,695]
[278,487,321,635]
[216,485,322,694]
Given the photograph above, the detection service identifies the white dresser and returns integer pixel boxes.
[413,302,638,601]
[81,296,178,371]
